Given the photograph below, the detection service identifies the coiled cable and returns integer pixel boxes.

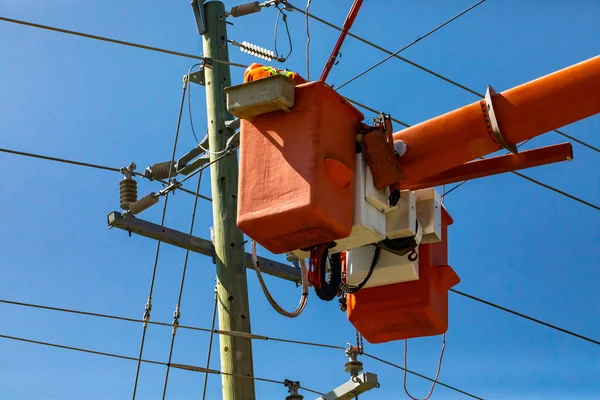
[251,240,308,318]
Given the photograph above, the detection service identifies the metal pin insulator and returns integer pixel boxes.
[229,1,261,17]
[128,192,159,215]
[146,161,178,181]
[119,178,138,210]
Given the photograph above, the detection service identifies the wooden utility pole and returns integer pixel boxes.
[202,1,256,399]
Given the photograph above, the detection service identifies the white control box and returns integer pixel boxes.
[346,245,419,289]
[290,153,388,259]
[414,188,442,244]
[329,153,386,254]
[385,189,417,239]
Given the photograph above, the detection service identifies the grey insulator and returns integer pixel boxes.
[119,178,138,210]
[149,161,178,180]
[229,1,260,17]
[128,192,159,215]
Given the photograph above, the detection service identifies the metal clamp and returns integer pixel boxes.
[484,85,518,155]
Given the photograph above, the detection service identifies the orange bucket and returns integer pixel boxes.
[346,208,460,343]
[237,82,364,254]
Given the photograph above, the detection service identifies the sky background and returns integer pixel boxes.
[0,0,599,399]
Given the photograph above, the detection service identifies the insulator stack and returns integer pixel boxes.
[229,2,261,17]
[119,178,138,210]
[240,41,276,61]
[128,192,159,215]
[148,161,178,180]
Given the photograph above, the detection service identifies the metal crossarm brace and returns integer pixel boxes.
[315,372,379,400]
[107,211,302,283]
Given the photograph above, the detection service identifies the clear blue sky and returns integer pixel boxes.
[1,1,598,399]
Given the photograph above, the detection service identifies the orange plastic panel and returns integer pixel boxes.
[346,208,460,343]
[237,82,364,254]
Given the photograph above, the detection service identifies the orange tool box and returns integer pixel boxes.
[237,81,364,254]
[346,207,460,343]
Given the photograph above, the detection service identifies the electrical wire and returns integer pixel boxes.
[441,139,600,211]
[274,4,293,62]
[450,289,600,346]
[0,16,248,69]
[344,97,411,128]
[0,147,212,202]
[362,352,484,400]
[336,0,487,91]
[4,11,595,152]
[4,293,597,347]
[0,332,324,395]
[305,0,312,80]
[161,170,204,399]
[443,139,532,199]
[201,287,219,400]
[289,5,599,152]
[185,64,230,155]
[4,296,571,399]
[403,334,446,400]
[187,63,203,144]
[251,240,309,318]
[131,70,188,399]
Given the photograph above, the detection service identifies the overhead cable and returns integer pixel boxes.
[0,147,212,201]
[289,5,599,152]
[362,352,484,400]
[336,0,487,90]
[201,287,219,400]
[131,71,189,399]
[0,297,482,397]
[0,332,323,395]
[442,139,532,198]
[161,170,204,399]
[0,16,248,68]
[450,289,600,345]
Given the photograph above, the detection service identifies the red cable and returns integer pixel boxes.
[308,244,329,289]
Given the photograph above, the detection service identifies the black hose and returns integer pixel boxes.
[314,248,342,302]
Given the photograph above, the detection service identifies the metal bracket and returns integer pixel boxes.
[176,133,210,175]
[188,64,206,86]
[315,372,379,400]
[191,0,207,35]
[484,85,518,155]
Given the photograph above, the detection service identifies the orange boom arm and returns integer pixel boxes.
[393,55,600,186]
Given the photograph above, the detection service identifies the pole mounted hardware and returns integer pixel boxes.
[284,379,303,400]
[315,344,379,400]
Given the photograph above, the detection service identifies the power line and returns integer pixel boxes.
[0,146,212,201]
[2,295,596,400]
[161,170,204,399]
[362,352,484,400]
[0,297,479,397]
[4,12,596,154]
[0,16,248,69]
[0,332,324,395]
[345,97,411,128]
[336,0,487,90]
[201,287,219,400]
[290,5,599,153]
[511,171,599,211]
[442,139,532,199]
[132,67,190,398]
[450,289,600,346]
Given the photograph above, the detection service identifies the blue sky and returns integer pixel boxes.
[0,0,599,399]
